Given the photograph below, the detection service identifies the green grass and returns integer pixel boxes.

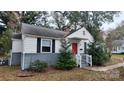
[104,60,120,66]
[112,54,124,59]
[103,54,124,66]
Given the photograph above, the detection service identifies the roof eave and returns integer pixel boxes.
[24,34,64,40]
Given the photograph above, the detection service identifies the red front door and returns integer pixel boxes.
[72,43,78,55]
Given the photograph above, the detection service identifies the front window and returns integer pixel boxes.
[42,39,52,52]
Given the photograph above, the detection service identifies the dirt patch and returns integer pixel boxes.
[103,69,120,79]
[0,66,124,80]
[17,72,34,77]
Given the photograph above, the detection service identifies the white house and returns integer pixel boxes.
[112,40,124,54]
[10,23,93,70]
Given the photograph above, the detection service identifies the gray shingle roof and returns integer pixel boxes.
[112,40,124,46]
[21,23,68,38]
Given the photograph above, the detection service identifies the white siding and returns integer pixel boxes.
[55,40,61,53]
[67,27,93,42]
[66,27,93,54]
[77,40,90,54]
[12,39,22,52]
[23,37,37,53]
[78,40,84,54]
[23,36,62,53]
[21,27,93,54]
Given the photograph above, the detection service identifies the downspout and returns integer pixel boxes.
[22,34,25,70]
[10,38,14,66]
[9,50,12,66]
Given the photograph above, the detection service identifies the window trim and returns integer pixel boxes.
[41,39,52,53]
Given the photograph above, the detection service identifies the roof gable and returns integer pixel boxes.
[67,27,93,41]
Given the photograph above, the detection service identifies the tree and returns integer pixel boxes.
[56,39,76,70]
[36,11,51,28]
[19,11,41,24]
[49,11,120,41]
[12,11,52,32]
[106,21,124,50]
[87,42,111,66]
[0,11,48,32]
[0,12,18,56]
[0,29,12,56]
[50,11,68,30]
[0,11,18,33]
[76,11,119,41]
[0,11,120,57]
[10,11,45,32]
[0,11,44,56]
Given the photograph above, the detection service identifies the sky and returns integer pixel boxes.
[101,11,124,31]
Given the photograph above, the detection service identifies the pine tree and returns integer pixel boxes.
[56,39,76,70]
[87,42,111,66]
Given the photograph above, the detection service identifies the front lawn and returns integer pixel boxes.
[112,54,124,59]
[0,66,123,80]
[104,60,120,66]
[0,54,123,80]
[103,54,124,66]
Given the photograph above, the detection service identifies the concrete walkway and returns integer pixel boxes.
[83,63,124,72]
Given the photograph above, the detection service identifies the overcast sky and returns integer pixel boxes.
[101,11,124,31]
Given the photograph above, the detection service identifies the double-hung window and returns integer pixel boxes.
[42,39,52,53]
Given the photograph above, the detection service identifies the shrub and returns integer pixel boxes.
[30,60,48,72]
[56,39,76,70]
[87,42,111,66]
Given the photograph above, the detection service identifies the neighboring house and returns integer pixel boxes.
[112,40,124,54]
[10,23,93,70]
